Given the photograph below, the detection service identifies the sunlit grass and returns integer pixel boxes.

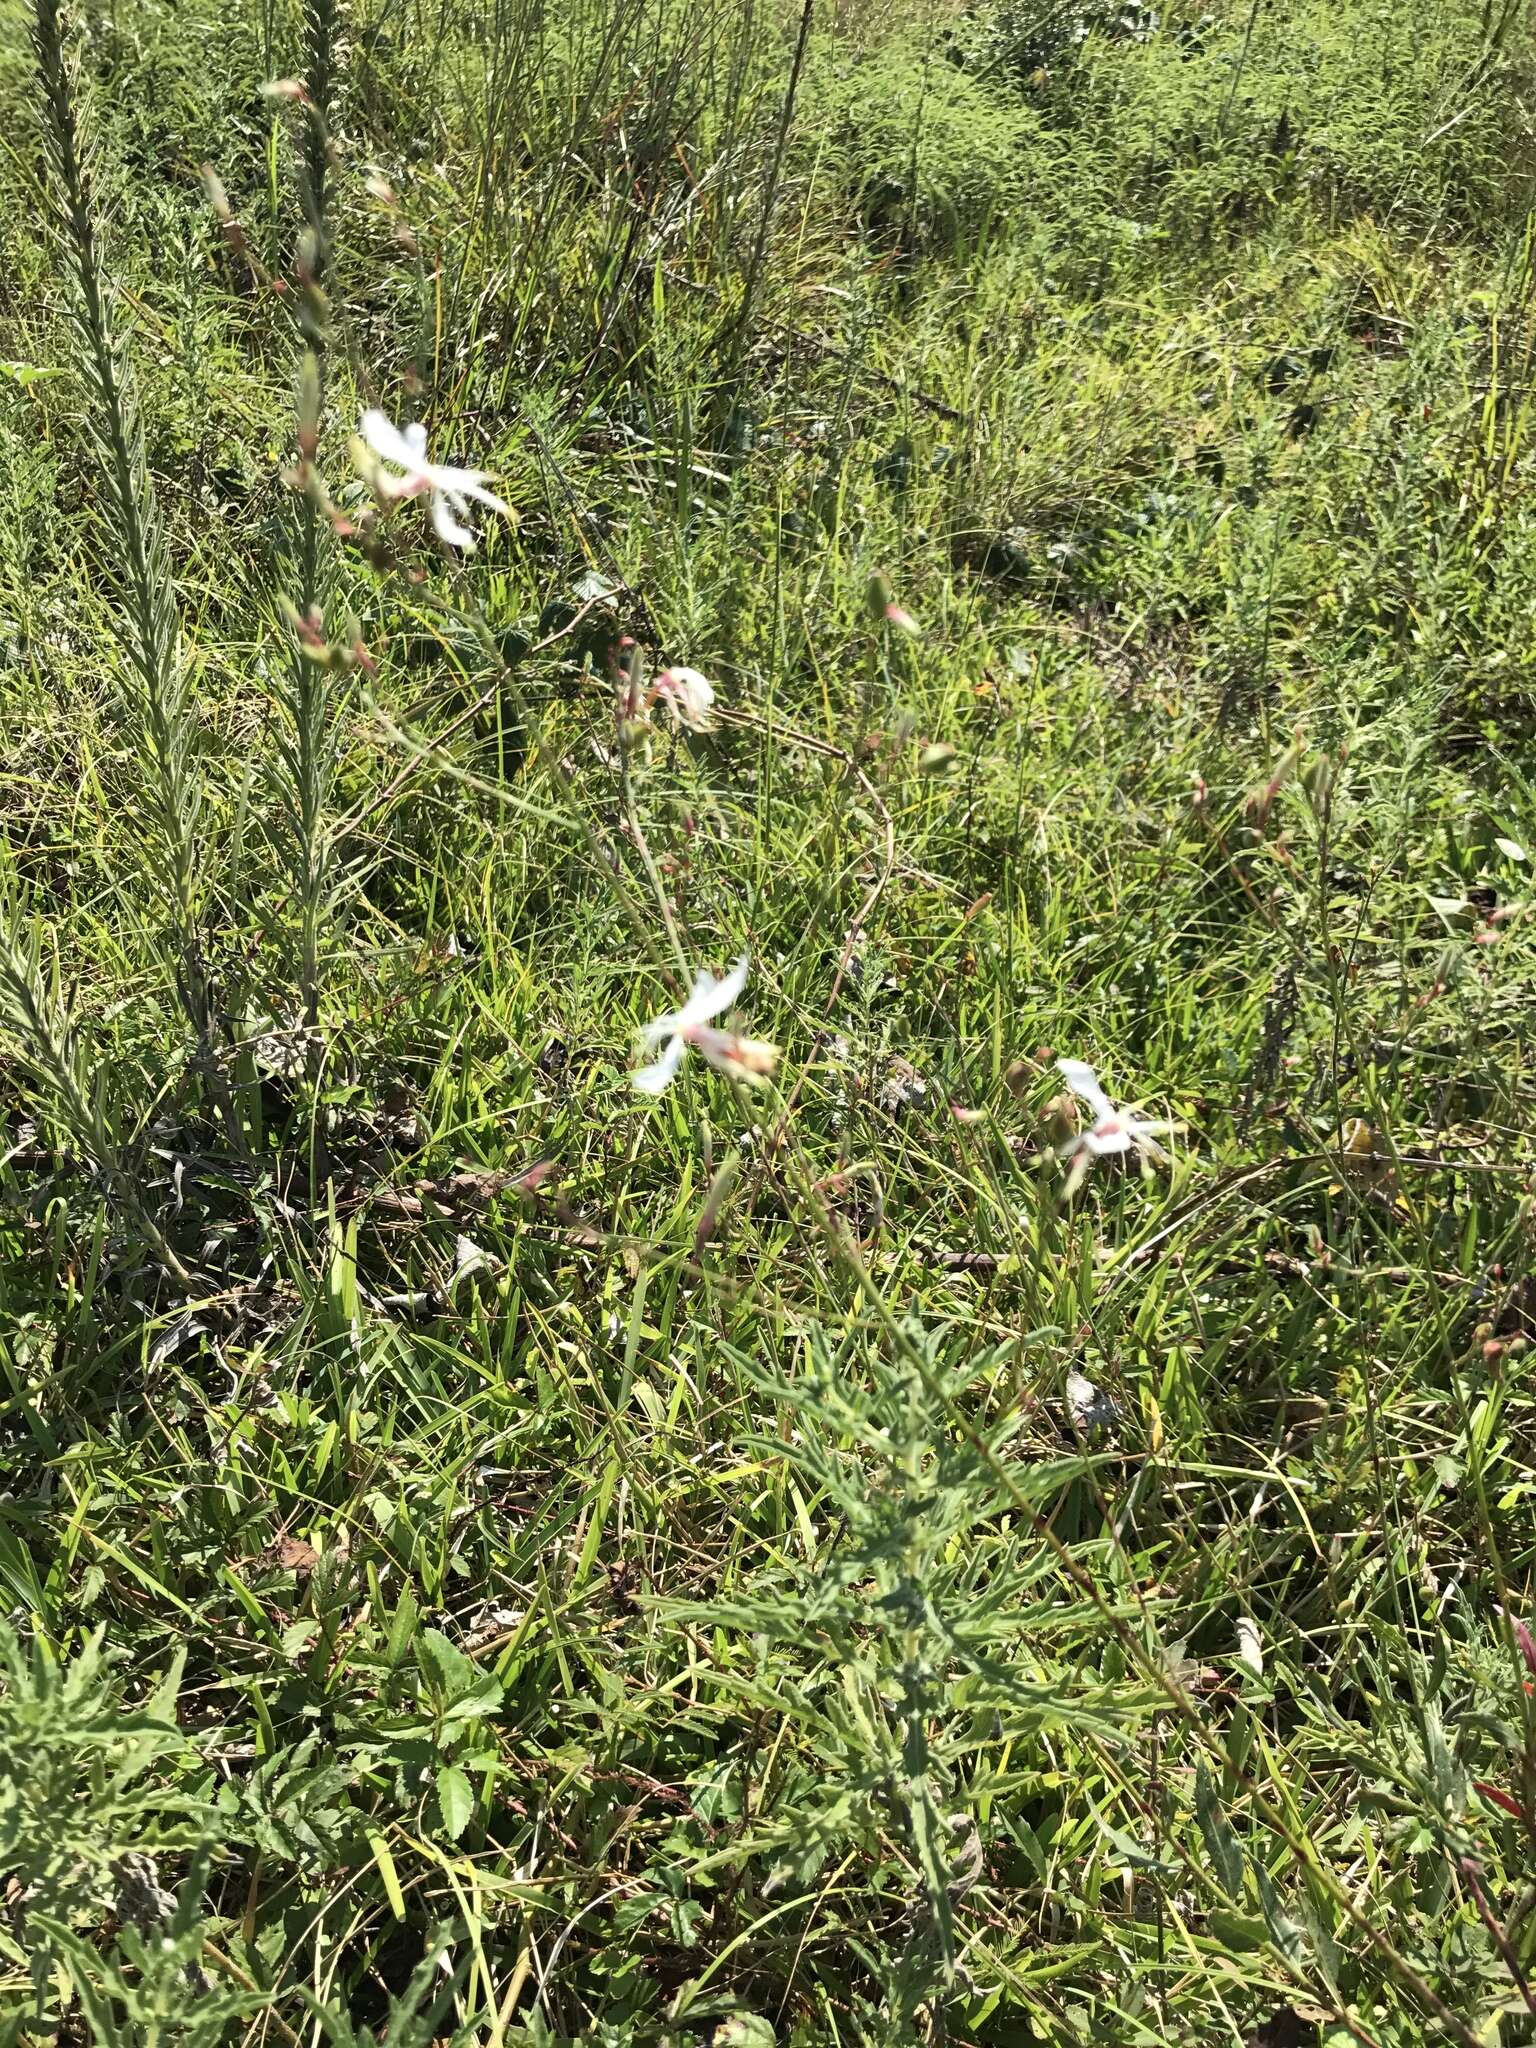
[2,0,1536,2042]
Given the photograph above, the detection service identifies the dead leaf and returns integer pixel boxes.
[352,1166,516,1222]
[430,1169,515,1211]
[934,1250,1002,1273]
[1474,1779,1530,1822]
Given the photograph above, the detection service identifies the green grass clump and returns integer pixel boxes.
[1061,0,1531,242]
[4,0,1536,2042]
[801,29,1054,248]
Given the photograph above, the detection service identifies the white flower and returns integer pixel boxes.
[619,663,719,737]
[359,409,509,551]
[1055,1058,1172,1170]
[648,665,716,731]
[633,956,778,1095]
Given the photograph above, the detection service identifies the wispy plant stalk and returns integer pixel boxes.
[31,0,238,1147]
[32,0,210,1048]
[277,0,340,1049]
[726,0,814,376]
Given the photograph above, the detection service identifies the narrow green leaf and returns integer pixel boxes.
[366,1830,406,1920]
[1254,1862,1307,1970]
[1196,1763,1245,1901]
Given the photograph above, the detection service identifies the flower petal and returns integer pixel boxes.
[1056,1058,1115,1122]
[455,477,510,514]
[676,955,749,1031]
[632,1033,687,1095]
[360,408,423,471]
[653,666,716,731]
[640,1001,689,1048]
[692,1028,778,1081]
[1129,1115,1174,1139]
[430,489,478,550]
[1084,1124,1133,1156]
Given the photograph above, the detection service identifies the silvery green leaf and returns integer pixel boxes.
[1236,1616,1264,1677]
